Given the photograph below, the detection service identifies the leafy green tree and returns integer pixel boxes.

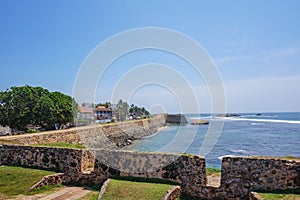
[128,104,150,118]
[49,91,78,129]
[0,85,77,131]
[96,102,111,108]
[129,104,134,115]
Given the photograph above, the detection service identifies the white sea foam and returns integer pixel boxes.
[241,114,278,118]
[230,149,247,153]
[214,117,300,124]
[251,122,263,125]
[189,116,212,120]
[218,155,236,160]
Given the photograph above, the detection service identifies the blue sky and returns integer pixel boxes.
[1,1,300,113]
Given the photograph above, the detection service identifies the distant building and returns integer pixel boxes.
[78,106,95,120]
[94,106,112,121]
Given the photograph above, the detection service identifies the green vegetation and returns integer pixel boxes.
[0,85,77,131]
[0,139,18,145]
[0,166,58,198]
[111,175,178,185]
[29,184,62,194]
[32,142,86,149]
[95,101,111,108]
[258,189,300,200]
[101,179,173,200]
[250,156,300,161]
[78,190,99,200]
[129,103,150,118]
[206,167,221,176]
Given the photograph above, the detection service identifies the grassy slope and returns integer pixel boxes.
[0,166,57,198]
[259,193,300,200]
[206,167,221,176]
[258,189,300,200]
[102,179,174,200]
[78,190,99,200]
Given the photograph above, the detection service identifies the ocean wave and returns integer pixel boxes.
[214,117,300,124]
[218,155,236,160]
[240,114,278,118]
[189,116,211,119]
[251,122,263,126]
[230,149,247,153]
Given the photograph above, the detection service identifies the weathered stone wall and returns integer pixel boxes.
[98,179,110,200]
[0,145,82,174]
[92,149,206,189]
[189,157,300,199]
[220,157,300,198]
[1,144,299,199]
[93,114,166,148]
[0,114,166,149]
[249,192,263,200]
[162,186,181,200]
[30,173,64,190]
[0,144,205,189]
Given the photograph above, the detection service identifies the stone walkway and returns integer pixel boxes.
[39,186,93,200]
[207,175,221,187]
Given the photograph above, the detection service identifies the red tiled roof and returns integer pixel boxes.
[94,106,112,112]
[78,106,93,113]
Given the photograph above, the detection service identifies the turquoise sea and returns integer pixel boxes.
[128,112,300,168]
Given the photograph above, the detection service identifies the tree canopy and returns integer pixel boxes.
[129,104,150,117]
[0,85,77,131]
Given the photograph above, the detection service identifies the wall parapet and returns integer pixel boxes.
[220,156,300,198]
[0,144,299,199]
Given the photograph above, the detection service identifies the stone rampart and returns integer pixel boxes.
[0,144,299,199]
[92,149,206,189]
[220,157,300,198]
[0,114,166,148]
[189,157,300,199]
[0,145,82,174]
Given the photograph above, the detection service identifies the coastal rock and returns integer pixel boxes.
[191,119,209,125]
[165,114,188,124]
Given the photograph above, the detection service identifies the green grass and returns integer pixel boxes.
[250,156,300,161]
[258,189,300,200]
[101,179,174,200]
[111,175,179,185]
[0,166,58,198]
[0,139,19,145]
[78,190,99,200]
[206,167,221,176]
[32,142,86,149]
